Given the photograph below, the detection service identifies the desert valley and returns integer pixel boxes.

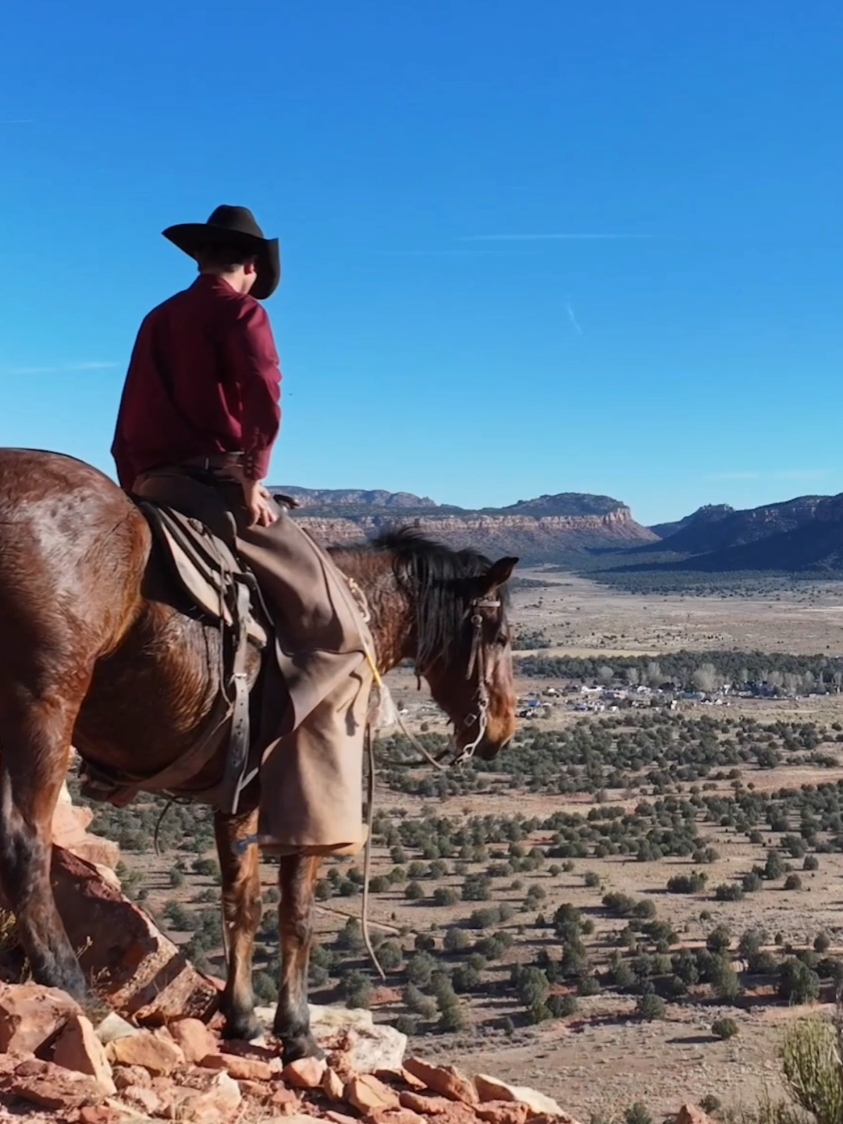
[64,485,843,1124]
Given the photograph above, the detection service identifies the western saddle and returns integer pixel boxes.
[78,502,270,815]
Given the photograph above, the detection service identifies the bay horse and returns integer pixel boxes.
[0,449,517,1059]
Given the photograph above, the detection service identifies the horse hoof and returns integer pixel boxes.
[280,1034,324,1064]
[52,965,92,1006]
[221,1011,262,1042]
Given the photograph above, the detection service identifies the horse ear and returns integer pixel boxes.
[480,556,518,593]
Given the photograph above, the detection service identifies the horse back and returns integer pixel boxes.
[0,449,150,664]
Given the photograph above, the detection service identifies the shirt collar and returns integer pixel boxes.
[192,273,239,296]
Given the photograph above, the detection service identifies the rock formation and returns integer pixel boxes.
[0,987,582,1124]
[266,486,656,562]
[51,783,120,872]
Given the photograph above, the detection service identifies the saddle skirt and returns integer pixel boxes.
[140,501,269,648]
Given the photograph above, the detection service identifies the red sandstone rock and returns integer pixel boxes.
[121,1083,163,1115]
[11,1058,51,1078]
[271,1083,304,1112]
[347,1074,402,1114]
[2,1056,109,1110]
[112,1063,152,1089]
[374,1067,426,1091]
[50,845,218,1023]
[403,1057,478,1105]
[52,784,121,870]
[366,1110,430,1124]
[474,1075,566,1119]
[238,1077,277,1102]
[53,1014,116,1095]
[201,1050,273,1081]
[169,1017,219,1065]
[281,1116,334,1124]
[105,1028,185,1075]
[322,1066,347,1100]
[174,1070,242,1123]
[79,1106,122,1124]
[327,1112,361,1124]
[477,1102,531,1124]
[0,982,82,1054]
[282,1054,327,1089]
[399,1090,479,1121]
[327,1044,357,1082]
[221,1038,280,1064]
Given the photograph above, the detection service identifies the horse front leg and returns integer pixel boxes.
[274,854,323,1061]
[214,806,262,1041]
[0,692,89,1002]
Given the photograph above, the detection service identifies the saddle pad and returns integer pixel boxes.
[140,501,268,648]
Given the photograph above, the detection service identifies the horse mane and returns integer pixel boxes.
[336,527,500,670]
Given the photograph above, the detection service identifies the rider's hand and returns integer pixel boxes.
[219,465,278,528]
[243,478,278,527]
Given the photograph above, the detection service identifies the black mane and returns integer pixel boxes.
[340,527,499,670]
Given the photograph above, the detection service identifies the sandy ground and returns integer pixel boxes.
[511,569,843,657]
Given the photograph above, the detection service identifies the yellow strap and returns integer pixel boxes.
[365,648,384,689]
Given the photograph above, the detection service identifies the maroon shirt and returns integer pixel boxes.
[112,274,282,489]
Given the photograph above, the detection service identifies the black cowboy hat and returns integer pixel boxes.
[162,205,281,300]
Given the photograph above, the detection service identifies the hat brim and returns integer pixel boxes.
[163,223,281,300]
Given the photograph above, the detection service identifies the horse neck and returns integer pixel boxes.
[329,547,414,673]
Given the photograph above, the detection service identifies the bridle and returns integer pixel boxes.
[383,593,502,771]
[452,595,501,765]
[344,573,504,770]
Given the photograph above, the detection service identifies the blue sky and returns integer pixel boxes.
[1,0,842,525]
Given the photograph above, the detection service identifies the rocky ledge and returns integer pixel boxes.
[0,789,575,1123]
[0,981,584,1124]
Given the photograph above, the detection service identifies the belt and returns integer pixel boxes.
[180,453,245,471]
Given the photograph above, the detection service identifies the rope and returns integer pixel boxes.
[363,649,450,773]
[153,800,175,856]
[361,725,386,981]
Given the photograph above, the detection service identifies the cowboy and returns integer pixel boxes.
[112,205,374,856]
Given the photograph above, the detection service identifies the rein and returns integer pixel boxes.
[359,590,501,980]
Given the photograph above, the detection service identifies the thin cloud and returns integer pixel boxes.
[459,233,648,243]
[704,470,829,483]
[1,366,60,375]
[565,302,583,335]
[373,248,525,257]
[0,362,117,376]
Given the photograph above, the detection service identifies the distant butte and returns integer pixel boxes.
[267,486,657,563]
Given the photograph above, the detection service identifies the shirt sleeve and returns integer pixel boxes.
[223,300,282,480]
[111,427,136,491]
[111,325,147,491]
